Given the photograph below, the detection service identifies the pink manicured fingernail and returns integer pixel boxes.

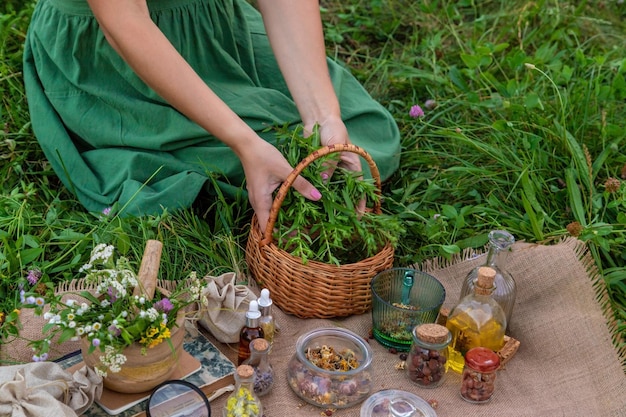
[311,189,322,200]
[321,172,329,180]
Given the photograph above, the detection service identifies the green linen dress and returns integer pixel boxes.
[23,0,401,216]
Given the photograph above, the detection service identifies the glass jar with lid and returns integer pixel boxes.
[406,323,451,388]
[360,389,437,417]
[460,347,500,403]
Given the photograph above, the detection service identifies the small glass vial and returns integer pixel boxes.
[258,288,276,348]
[460,230,516,329]
[406,323,451,388]
[238,300,264,365]
[242,337,274,396]
[224,365,263,417]
[460,347,500,404]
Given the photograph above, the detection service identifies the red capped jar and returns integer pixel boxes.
[460,347,500,403]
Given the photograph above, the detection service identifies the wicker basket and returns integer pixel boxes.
[246,144,395,319]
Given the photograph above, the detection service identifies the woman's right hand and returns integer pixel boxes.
[236,138,322,233]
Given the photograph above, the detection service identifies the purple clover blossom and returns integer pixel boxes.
[107,286,119,303]
[26,269,42,286]
[102,207,112,216]
[92,338,101,347]
[424,99,438,110]
[108,324,121,337]
[154,298,174,313]
[409,104,425,118]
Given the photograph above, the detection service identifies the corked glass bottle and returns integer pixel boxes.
[459,230,516,329]
[242,337,274,396]
[446,266,506,373]
[224,364,263,417]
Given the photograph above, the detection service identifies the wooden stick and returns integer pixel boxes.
[133,240,163,301]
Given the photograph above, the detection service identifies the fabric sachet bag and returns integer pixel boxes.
[0,362,102,417]
[198,272,257,343]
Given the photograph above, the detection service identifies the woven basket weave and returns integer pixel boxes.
[246,144,395,319]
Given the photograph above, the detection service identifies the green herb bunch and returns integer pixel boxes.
[272,125,404,265]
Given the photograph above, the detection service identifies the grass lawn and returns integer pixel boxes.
[1,0,624,362]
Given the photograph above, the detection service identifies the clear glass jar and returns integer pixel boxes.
[242,337,274,397]
[360,389,437,417]
[286,328,373,409]
[446,266,506,373]
[460,347,500,403]
[224,365,263,417]
[460,230,516,329]
[406,323,451,388]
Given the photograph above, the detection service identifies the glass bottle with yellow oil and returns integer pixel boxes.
[446,266,506,373]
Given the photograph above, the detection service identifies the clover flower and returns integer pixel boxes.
[409,104,425,118]
[26,269,42,286]
[567,221,583,237]
[604,177,621,193]
[154,298,174,313]
[424,99,437,110]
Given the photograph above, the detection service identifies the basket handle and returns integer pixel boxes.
[260,143,382,246]
[133,239,163,301]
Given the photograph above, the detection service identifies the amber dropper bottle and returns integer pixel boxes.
[238,300,264,365]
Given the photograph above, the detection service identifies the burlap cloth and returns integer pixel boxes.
[207,237,626,417]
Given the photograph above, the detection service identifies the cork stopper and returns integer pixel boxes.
[436,307,450,326]
[415,323,450,344]
[250,337,269,351]
[476,266,496,289]
[237,364,255,379]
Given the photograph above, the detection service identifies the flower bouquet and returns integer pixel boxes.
[23,240,205,393]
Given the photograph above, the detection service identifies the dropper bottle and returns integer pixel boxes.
[238,300,264,365]
[258,289,276,349]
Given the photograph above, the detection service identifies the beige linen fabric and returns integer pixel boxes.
[0,361,102,417]
[208,238,626,417]
[197,272,258,343]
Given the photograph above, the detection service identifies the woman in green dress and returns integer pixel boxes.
[23,0,401,231]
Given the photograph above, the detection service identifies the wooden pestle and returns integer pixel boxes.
[133,239,163,301]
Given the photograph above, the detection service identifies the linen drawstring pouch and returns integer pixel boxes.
[197,272,257,343]
[0,361,102,417]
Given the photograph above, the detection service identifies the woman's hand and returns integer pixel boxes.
[307,116,363,180]
[236,138,322,233]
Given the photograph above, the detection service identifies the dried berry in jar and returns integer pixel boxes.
[406,323,451,388]
[460,347,500,403]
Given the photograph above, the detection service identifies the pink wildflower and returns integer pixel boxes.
[26,269,42,286]
[409,105,425,118]
[155,298,174,313]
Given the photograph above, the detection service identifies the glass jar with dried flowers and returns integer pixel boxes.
[23,240,205,393]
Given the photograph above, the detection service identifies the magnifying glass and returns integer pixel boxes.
[146,380,211,417]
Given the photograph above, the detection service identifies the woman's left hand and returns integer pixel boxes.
[305,116,363,182]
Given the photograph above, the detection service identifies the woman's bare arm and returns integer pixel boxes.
[85,0,322,230]
[257,0,362,173]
